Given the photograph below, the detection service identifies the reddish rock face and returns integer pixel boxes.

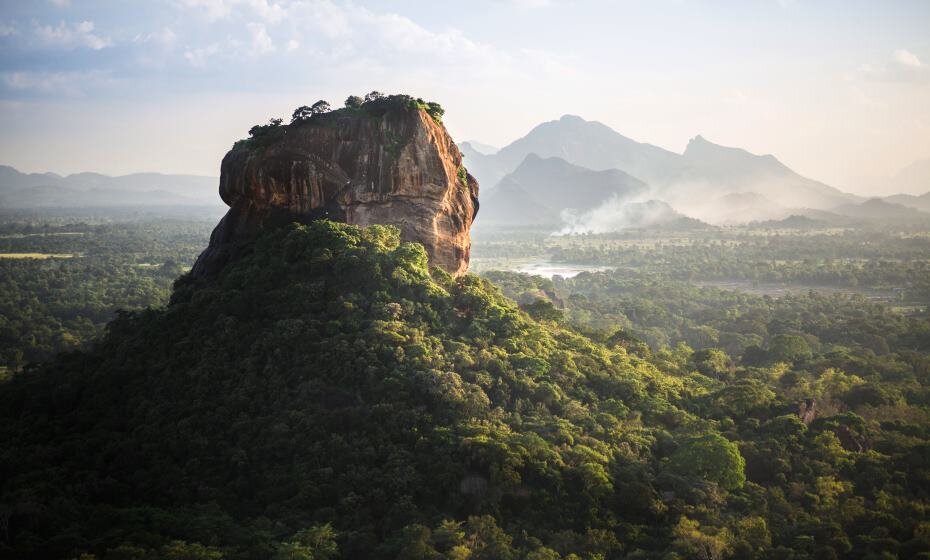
[192,107,479,277]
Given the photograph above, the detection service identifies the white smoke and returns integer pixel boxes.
[557,196,682,234]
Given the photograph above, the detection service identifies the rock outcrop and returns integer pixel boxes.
[192,101,479,277]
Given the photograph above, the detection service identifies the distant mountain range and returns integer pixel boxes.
[0,165,221,208]
[479,154,647,226]
[463,115,930,231]
[884,191,930,213]
[885,159,930,196]
[460,140,498,156]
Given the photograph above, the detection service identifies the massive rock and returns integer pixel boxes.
[192,102,479,277]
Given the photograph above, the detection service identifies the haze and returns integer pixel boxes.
[0,0,928,196]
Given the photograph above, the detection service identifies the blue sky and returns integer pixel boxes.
[0,0,928,194]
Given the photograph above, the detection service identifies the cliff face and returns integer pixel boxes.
[192,106,479,277]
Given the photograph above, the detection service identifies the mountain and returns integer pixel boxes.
[0,219,735,559]
[193,95,478,277]
[460,140,498,155]
[752,214,830,229]
[830,198,930,224]
[469,115,682,188]
[673,135,858,210]
[4,185,208,208]
[0,164,221,207]
[889,158,930,196]
[477,154,647,227]
[461,116,860,226]
[885,191,930,213]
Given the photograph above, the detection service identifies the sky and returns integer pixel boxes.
[0,0,928,195]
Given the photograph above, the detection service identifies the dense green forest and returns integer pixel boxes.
[2,219,930,559]
[471,227,930,304]
[0,217,213,370]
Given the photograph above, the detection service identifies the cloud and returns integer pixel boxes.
[175,0,286,22]
[893,49,922,68]
[245,0,286,23]
[2,70,106,95]
[247,22,275,55]
[175,0,232,21]
[49,0,71,6]
[34,20,112,50]
[0,22,18,37]
[184,43,221,67]
[859,49,929,84]
[135,27,177,49]
[508,0,552,7]
[286,38,299,51]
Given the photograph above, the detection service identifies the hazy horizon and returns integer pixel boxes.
[1,0,929,196]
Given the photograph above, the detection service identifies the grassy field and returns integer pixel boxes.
[0,252,76,259]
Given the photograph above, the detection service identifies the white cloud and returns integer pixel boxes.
[175,0,232,21]
[34,20,112,50]
[135,27,177,48]
[859,49,928,84]
[184,43,221,67]
[893,49,922,68]
[169,0,565,83]
[284,0,351,39]
[175,0,286,22]
[2,70,105,95]
[246,0,286,23]
[0,22,18,37]
[247,22,275,55]
[509,0,551,7]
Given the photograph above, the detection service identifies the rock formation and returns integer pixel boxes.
[192,98,479,277]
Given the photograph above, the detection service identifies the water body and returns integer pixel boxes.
[514,262,612,279]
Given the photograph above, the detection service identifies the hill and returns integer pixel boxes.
[673,136,857,211]
[0,165,221,208]
[193,93,478,277]
[889,158,930,196]
[885,191,930,213]
[461,117,860,225]
[2,220,930,559]
[830,198,930,225]
[478,155,647,227]
[0,221,720,559]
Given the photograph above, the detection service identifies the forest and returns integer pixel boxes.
[0,213,929,559]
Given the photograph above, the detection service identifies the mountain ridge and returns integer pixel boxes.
[0,164,221,207]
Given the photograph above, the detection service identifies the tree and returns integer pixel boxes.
[274,524,339,560]
[310,100,331,114]
[345,95,363,109]
[768,334,813,363]
[714,379,775,416]
[668,434,746,490]
[291,105,313,123]
[672,517,732,560]
[425,101,445,122]
[364,90,384,102]
[691,348,733,380]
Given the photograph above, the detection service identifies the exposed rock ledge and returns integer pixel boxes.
[192,103,479,277]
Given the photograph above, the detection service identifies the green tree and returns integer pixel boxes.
[310,100,331,114]
[768,334,813,363]
[691,348,733,380]
[291,105,313,123]
[668,434,746,490]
